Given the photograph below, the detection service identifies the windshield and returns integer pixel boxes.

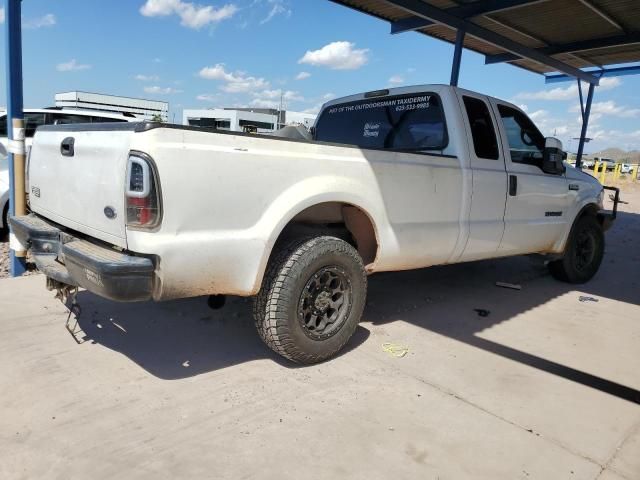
[314,92,448,151]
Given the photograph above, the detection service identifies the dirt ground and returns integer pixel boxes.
[0,184,638,479]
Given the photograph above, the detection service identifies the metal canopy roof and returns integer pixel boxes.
[330,0,640,83]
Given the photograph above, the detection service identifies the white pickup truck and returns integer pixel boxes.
[10,85,618,364]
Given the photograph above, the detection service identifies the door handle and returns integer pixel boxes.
[60,137,75,157]
[509,175,518,196]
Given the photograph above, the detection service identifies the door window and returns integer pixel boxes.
[497,105,545,169]
[463,96,499,160]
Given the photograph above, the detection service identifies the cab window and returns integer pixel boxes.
[463,96,499,160]
[497,105,545,168]
[314,93,448,152]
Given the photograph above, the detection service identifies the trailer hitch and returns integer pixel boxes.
[47,277,84,343]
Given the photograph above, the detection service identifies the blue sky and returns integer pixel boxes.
[1,0,639,152]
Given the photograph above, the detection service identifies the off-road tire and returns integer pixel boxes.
[548,215,604,284]
[253,235,367,364]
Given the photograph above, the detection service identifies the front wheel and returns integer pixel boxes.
[253,236,367,364]
[548,215,604,284]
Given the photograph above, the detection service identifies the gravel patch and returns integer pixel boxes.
[0,239,9,279]
[0,236,39,279]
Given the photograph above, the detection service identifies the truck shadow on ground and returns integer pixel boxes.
[75,210,639,403]
[365,209,640,405]
[74,293,370,379]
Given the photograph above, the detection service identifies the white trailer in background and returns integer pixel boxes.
[183,108,278,133]
[183,108,317,133]
[55,91,169,122]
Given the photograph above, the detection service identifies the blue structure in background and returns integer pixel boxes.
[333,0,640,170]
[544,65,640,166]
[4,0,27,276]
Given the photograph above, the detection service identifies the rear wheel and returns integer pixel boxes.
[548,215,604,284]
[253,236,367,364]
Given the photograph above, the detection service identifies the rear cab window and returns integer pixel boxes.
[314,92,448,152]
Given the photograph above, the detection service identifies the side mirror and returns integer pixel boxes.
[542,137,566,174]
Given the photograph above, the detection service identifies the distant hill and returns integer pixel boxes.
[589,148,640,163]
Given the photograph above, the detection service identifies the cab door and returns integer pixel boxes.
[456,91,508,262]
[489,100,569,255]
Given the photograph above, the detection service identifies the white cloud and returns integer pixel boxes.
[140,0,237,29]
[516,77,621,101]
[260,0,291,24]
[529,109,548,122]
[302,104,322,114]
[388,75,404,85]
[144,85,182,94]
[199,63,269,93]
[135,74,160,81]
[299,41,369,70]
[251,89,303,108]
[256,89,303,101]
[301,93,335,115]
[199,64,237,81]
[197,93,220,102]
[250,98,281,108]
[570,100,640,119]
[295,71,311,81]
[0,8,5,24]
[24,13,56,29]
[56,59,91,72]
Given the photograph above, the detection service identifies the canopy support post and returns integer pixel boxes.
[450,29,465,87]
[576,83,595,169]
[4,0,27,277]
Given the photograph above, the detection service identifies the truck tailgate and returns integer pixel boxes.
[28,125,136,248]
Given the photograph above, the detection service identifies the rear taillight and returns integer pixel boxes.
[126,153,161,228]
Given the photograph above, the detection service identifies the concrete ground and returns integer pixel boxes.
[1,189,639,480]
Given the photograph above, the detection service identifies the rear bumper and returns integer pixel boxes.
[9,214,155,302]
